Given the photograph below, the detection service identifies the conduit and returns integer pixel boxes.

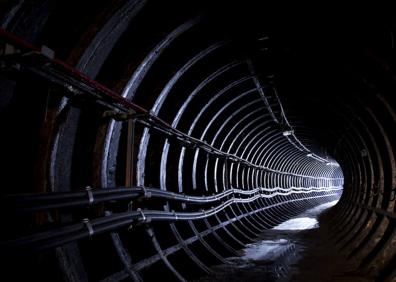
[0,1,395,281]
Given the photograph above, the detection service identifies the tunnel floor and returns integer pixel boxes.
[197,201,369,282]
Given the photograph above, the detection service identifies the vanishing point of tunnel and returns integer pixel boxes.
[0,1,395,281]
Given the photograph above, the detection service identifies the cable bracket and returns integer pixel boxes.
[85,186,94,204]
[137,208,151,224]
[82,218,94,236]
[138,186,152,201]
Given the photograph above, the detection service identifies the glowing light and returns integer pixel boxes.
[282,130,293,136]
[326,162,340,167]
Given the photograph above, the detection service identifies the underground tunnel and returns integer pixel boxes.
[0,1,395,281]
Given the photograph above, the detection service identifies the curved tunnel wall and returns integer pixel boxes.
[0,1,395,281]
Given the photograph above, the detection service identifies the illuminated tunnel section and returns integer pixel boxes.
[0,1,396,281]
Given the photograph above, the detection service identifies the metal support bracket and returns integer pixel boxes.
[86,186,94,205]
[82,218,94,236]
[103,109,137,121]
[137,186,152,201]
[137,208,151,224]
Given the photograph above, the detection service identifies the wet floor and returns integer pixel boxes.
[197,201,371,282]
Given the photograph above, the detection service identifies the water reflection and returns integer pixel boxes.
[273,217,319,231]
[198,200,340,281]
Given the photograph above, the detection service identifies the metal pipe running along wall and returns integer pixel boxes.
[0,1,395,281]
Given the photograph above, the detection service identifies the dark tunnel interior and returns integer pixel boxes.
[0,1,395,281]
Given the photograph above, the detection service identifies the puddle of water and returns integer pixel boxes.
[240,200,339,258]
[198,200,340,281]
[304,200,338,215]
[242,239,290,260]
[233,200,339,263]
[273,217,319,231]
[273,200,339,231]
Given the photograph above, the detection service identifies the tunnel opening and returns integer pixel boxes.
[0,1,395,281]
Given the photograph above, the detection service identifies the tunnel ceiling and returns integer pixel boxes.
[0,1,396,281]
